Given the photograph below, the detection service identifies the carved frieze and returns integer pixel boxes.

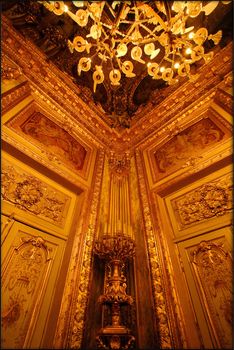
[2,81,31,115]
[171,173,232,229]
[1,234,53,349]
[190,240,232,349]
[214,88,233,114]
[1,54,23,81]
[1,159,71,225]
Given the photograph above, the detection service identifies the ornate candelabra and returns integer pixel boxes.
[93,234,136,350]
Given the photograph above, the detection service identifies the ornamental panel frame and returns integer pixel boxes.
[164,164,232,240]
[1,220,66,349]
[142,102,232,191]
[2,94,97,189]
[1,151,77,238]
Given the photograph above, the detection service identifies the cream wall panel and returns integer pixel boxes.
[1,221,66,349]
[177,226,232,349]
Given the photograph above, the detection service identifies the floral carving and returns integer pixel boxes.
[191,240,232,349]
[172,174,232,227]
[15,179,43,206]
[108,152,131,178]
[1,54,22,80]
[1,160,70,224]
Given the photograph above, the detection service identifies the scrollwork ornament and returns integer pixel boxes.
[54,151,105,349]
[135,150,173,348]
[1,161,69,224]
[191,240,232,349]
[108,152,131,178]
[172,174,232,227]
[1,54,23,80]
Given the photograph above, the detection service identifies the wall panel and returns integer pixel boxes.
[1,221,65,349]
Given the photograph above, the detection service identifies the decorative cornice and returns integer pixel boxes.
[2,80,31,115]
[1,16,232,153]
[1,16,118,148]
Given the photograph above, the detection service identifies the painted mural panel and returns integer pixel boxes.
[154,118,226,178]
[1,226,59,349]
[18,112,87,172]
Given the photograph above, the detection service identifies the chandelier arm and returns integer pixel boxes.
[86,1,105,23]
[113,3,127,29]
[139,23,158,37]
[105,2,116,19]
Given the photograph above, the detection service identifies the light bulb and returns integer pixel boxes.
[174,62,180,69]
[188,32,194,39]
[64,5,69,12]
[160,66,165,72]
[186,47,192,54]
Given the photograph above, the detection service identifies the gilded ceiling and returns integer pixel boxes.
[1,1,233,130]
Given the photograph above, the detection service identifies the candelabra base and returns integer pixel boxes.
[96,327,135,350]
[99,325,131,335]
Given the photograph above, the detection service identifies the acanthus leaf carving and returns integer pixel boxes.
[1,160,70,225]
[1,54,23,81]
[172,173,232,228]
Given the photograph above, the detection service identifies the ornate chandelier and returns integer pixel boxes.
[40,1,230,92]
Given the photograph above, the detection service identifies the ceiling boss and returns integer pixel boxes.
[40,1,230,92]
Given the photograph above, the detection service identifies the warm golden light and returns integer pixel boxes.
[186,47,192,55]
[188,32,195,39]
[39,1,226,91]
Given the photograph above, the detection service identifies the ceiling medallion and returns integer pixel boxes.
[40,1,230,92]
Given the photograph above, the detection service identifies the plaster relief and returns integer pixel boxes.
[171,173,232,229]
[190,240,232,349]
[1,159,70,225]
[19,112,87,171]
[1,234,53,349]
[154,118,226,177]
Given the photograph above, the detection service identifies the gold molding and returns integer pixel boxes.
[135,149,175,348]
[1,152,77,238]
[53,150,105,348]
